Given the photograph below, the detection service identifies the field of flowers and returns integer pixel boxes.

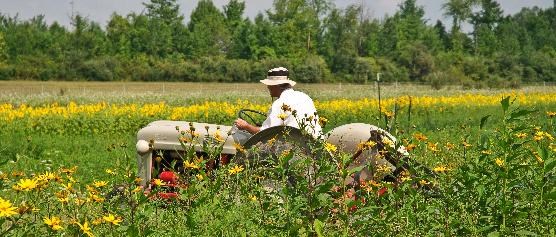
[0,86,555,236]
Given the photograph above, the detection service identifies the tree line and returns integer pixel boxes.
[0,0,555,88]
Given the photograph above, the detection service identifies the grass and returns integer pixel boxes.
[2,80,555,105]
[0,81,555,236]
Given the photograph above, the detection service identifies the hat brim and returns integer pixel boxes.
[260,78,296,86]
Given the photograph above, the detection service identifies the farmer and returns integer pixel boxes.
[234,67,322,138]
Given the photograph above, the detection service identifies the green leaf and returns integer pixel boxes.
[480,115,491,129]
[509,109,537,121]
[501,96,510,112]
[314,219,325,237]
[544,158,556,173]
[544,190,556,201]
[487,231,499,237]
[515,230,537,236]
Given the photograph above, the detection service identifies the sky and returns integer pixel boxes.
[0,0,553,29]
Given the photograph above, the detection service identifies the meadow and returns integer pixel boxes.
[0,81,555,236]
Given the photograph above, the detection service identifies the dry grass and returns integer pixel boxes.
[1,80,555,105]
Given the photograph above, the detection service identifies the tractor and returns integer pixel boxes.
[135,109,415,199]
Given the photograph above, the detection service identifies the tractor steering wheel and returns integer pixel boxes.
[237,109,266,127]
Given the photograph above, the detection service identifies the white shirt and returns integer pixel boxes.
[260,89,322,138]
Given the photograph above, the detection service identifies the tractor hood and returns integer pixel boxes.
[137,120,238,154]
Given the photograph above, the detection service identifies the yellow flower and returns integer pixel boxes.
[130,186,142,193]
[102,214,122,225]
[515,133,527,139]
[405,143,416,152]
[495,158,504,167]
[324,142,337,153]
[13,178,38,191]
[318,116,328,127]
[134,177,143,184]
[57,197,70,204]
[413,132,428,141]
[44,216,64,231]
[277,113,287,120]
[433,165,450,173]
[89,194,104,203]
[419,180,430,185]
[37,171,57,182]
[152,179,164,186]
[234,142,246,153]
[75,221,94,237]
[228,165,244,175]
[93,180,108,188]
[445,142,455,150]
[196,174,204,181]
[249,195,257,202]
[92,218,103,226]
[481,150,492,155]
[0,197,18,218]
[213,130,225,143]
[357,141,376,151]
[382,137,394,148]
[427,142,440,153]
[105,169,116,175]
[547,111,556,118]
[184,160,200,169]
[462,141,472,148]
[60,166,77,174]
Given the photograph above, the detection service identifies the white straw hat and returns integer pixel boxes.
[260,67,296,86]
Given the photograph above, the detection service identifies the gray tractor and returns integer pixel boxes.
[135,109,411,190]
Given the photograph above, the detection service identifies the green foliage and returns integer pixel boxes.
[0,0,555,85]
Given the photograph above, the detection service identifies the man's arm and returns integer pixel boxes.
[234,118,261,134]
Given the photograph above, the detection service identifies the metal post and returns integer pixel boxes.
[377,73,382,122]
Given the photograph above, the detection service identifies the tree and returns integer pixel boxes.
[187,0,230,58]
[442,0,476,52]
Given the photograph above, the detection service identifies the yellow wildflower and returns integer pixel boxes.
[102,214,122,225]
[462,141,472,148]
[196,174,204,181]
[413,132,428,141]
[318,116,328,127]
[495,158,504,167]
[277,113,287,120]
[93,180,108,188]
[92,218,103,226]
[324,142,337,153]
[37,171,57,182]
[75,221,94,237]
[515,133,527,139]
[0,197,18,217]
[427,142,440,153]
[419,180,430,185]
[547,111,556,118]
[405,143,416,152]
[44,216,64,231]
[382,137,394,148]
[60,166,77,174]
[249,195,257,202]
[105,169,116,175]
[213,130,225,143]
[134,177,143,184]
[13,178,38,191]
[357,141,377,151]
[152,179,164,186]
[433,165,450,173]
[184,160,200,169]
[481,150,492,155]
[131,186,142,193]
[228,165,244,175]
[234,142,246,153]
[89,194,104,203]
